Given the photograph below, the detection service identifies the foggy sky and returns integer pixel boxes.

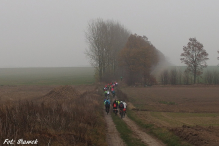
[1,0,219,67]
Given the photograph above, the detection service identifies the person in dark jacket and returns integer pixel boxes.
[112,99,118,114]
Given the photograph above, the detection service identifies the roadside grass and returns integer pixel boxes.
[111,114,146,146]
[127,109,192,146]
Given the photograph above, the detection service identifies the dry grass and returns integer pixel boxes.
[0,86,107,146]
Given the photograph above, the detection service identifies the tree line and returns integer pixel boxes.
[159,67,219,85]
[85,18,219,85]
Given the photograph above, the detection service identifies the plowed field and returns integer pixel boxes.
[121,85,219,146]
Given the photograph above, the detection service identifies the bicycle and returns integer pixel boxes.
[123,108,126,117]
[106,106,110,115]
[112,92,115,98]
[113,109,118,115]
[120,109,124,118]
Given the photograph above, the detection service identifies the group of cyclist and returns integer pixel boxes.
[112,99,127,118]
[103,82,118,98]
[103,81,127,118]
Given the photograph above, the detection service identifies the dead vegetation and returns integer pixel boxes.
[0,85,107,146]
[171,125,219,146]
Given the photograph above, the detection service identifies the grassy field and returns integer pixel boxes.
[0,67,95,85]
[120,86,219,145]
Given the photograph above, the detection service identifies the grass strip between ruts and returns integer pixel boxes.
[127,109,192,146]
[111,113,147,146]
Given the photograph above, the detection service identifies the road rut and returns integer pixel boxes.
[123,116,166,146]
[104,110,126,146]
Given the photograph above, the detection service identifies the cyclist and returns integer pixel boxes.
[117,100,120,105]
[105,85,109,90]
[111,88,115,97]
[119,101,124,117]
[104,90,108,98]
[104,98,110,114]
[112,99,118,115]
[111,87,114,92]
[122,101,127,116]
[107,90,110,98]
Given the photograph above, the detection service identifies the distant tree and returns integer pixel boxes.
[85,18,130,81]
[160,69,169,85]
[212,70,219,84]
[204,70,219,84]
[118,34,159,85]
[183,70,191,85]
[170,68,177,85]
[178,69,182,85]
[180,38,209,84]
[218,51,219,66]
[204,70,213,84]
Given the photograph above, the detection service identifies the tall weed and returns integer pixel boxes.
[0,90,106,146]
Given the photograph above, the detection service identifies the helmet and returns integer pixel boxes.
[120,101,123,102]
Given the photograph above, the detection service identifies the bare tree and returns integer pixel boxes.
[85,18,130,81]
[180,38,209,84]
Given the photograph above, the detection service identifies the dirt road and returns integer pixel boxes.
[104,109,126,146]
[123,117,166,146]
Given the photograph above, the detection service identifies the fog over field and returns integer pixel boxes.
[0,67,95,85]
[1,1,219,67]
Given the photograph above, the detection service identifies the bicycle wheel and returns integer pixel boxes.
[121,111,123,119]
[114,109,117,115]
[107,107,109,114]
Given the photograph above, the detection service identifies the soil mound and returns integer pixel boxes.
[171,125,219,146]
[42,85,81,101]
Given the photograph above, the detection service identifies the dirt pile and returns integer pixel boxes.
[171,125,219,146]
[42,85,81,102]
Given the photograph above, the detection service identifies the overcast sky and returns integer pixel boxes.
[0,0,219,67]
